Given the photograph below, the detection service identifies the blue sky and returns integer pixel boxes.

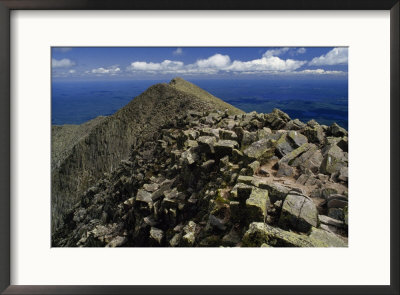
[51,47,348,80]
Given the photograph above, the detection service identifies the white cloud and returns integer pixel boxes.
[227,56,306,72]
[68,69,76,74]
[195,54,231,68]
[52,58,75,68]
[128,60,184,72]
[91,65,121,75]
[263,48,289,58]
[298,69,346,75]
[173,48,183,55]
[297,48,306,54]
[127,52,306,75]
[309,47,348,66]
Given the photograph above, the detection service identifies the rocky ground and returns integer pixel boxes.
[53,107,348,247]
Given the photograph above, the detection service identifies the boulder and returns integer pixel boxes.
[320,144,348,175]
[220,129,238,140]
[180,147,199,165]
[241,130,258,148]
[279,194,319,232]
[257,127,272,140]
[230,183,253,203]
[237,175,254,185]
[329,123,348,137]
[279,143,313,166]
[222,228,241,247]
[242,222,347,247]
[291,144,323,173]
[319,215,345,228]
[181,221,198,246]
[214,140,239,158]
[149,227,164,246]
[275,133,294,157]
[252,179,290,203]
[276,162,294,177]
[243,138,276,164]
[287,131,308,148]
[197,136,217,154]
[284,119,306,130]
[308,227,347,247]
[264,109,291,130]
[245,187,270,222]
[248,161,260,175]
[328,208,344,220]
[242,222,315,247]
[303,121,325,144]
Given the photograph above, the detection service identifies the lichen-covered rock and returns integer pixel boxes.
[242,222,347,247]
[320,144,348,175]
[328,122,348,137]
[242,222,314,247]
[245,187,270,222]
[276,162,294,177]
[279,194,319,232]
[197,136,217,154]
[214,139,239,158]
[264,108,291,130]
[275,133,294,157]
[303,121,325,144]
[252,179,290,203]
[149,227,164,246]
[279,143,313,165]
[287,131,308,148]
[243,138,276,164]
[284,119,306,130]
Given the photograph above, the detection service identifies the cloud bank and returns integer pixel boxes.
[309,47,348,66]
[126,51,312,75]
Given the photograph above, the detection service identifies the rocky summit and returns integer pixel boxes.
[52,78,348,247]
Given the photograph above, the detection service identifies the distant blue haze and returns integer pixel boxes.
[52,78,348,129]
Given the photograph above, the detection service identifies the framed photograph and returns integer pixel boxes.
[1,1,399,294]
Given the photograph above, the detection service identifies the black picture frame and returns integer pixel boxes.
[0,1,399,294]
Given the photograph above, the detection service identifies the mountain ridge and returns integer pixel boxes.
[52,78,244,231]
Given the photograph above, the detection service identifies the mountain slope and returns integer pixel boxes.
[51,78,244,231]
[53,107,349,247]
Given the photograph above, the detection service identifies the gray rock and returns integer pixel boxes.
[264,109,291,130]
[319,215,345,228]
[275,133,294,157]
[245,187,270,222]
[320,144,348,175]
[243,138,276,164]
[220,129,238,140]
[284,119,306,130]
[208,215,227,231]
[328,208,344,220]
[279,194,319,232]
[149,227,164,246]
[329,123,348,137]
[276,162,294,177]
[214,140,239,158]
[287,131,308,148]
[197,136,217,154]
[252,178,290,203]
[241,130,258,148]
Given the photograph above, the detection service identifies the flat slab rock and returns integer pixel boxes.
[242,222,347,247]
